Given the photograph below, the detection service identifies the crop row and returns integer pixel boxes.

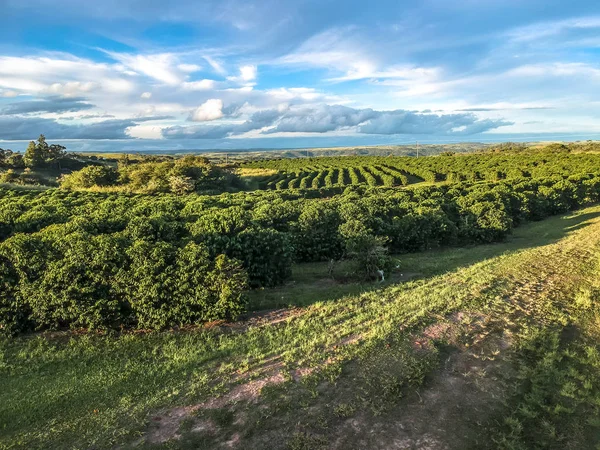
[258,165,414,190]
[244,150,600,190]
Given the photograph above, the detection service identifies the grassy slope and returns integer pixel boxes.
[2,207,600,449]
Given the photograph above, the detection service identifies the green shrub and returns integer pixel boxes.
[0,232,248,334]
[292,202,344,261]
[121,240,247,328]
[3,150,600,335]
[340,219,392,279]
[60,165,118,189]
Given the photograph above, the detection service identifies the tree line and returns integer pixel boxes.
[59,155,244,194]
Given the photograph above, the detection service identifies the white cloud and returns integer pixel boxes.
[106,52,186,85]
[265,87,325,102]
[46,81,99,96]
[240,65,257,81]
[227,65,257,85]
[506,62,600,79]
[127,124,165,139]
[278,27,372,79]
[178,63,202,73]
[0,90,19,98]
[222,86,254,93]
[278,27,441,86]
[203,56,227,75]
[507,16,600,43]
[0,53,349,126]
[163,104,511,139]
[190,98,224,121]
[0,55,136,96]
[182,79,217,90]
[329,65,441,83]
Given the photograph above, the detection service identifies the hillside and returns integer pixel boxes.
[2,205,600,448]
[1,146,600,449]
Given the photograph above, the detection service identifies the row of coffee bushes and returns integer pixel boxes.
[243,151,600,188]
[2,174,600,263]
[0,228,248,335]
[2,172,600,335]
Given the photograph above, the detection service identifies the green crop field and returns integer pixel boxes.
[2,143,600,449]
[240,149,600,191]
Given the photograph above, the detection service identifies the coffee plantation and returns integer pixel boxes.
[1,147,600,335]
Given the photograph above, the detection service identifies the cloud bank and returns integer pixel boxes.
[0,115,173,140]
[163,104,511,139]
[1,96,94,115]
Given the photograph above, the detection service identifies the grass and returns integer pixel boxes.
[490,253,600,449]
[236,168,279,178]
[2,206,600,449]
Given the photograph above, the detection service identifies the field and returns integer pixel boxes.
[2,206,600,449]
[1,145,600,449]
[240,150,600,190]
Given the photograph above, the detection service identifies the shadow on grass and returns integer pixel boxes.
[246,205,600,311]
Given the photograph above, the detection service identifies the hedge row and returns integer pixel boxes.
[0,230,248,335]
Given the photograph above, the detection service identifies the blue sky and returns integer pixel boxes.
[1,0,600,151]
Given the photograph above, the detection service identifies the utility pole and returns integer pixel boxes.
[416,141,419,158]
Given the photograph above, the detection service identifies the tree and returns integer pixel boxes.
[24,141,44,168]
[339,219,391,280]
[23,135,66,168]
[47,143,66,161]
[118,153,131,168]
[0,148,10,166]
[0,169,18,183]
[7,153,24,168]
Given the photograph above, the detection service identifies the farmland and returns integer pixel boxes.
[1,144,600,449]
[241,148,600,190]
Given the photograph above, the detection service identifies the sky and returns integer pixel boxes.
[1,0,600,152]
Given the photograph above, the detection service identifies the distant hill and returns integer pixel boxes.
[201,142,491,162]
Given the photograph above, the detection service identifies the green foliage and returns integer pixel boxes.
[169,175,195,194]
[60,155,243,194]
[293,201,344,261]
[0,229,248,334]
[1,205,600,448]
[243,147,600,191]
[188,207,293,287]
[59,165,118,189]
[2,149,600,334]
[0,148,25,169]
[340,219,392,279]
[23,135,66,168]
[0,169,18,184]
[121,240,247,328]
[24,141,44,168]
[23,232,128,330]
